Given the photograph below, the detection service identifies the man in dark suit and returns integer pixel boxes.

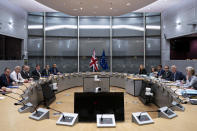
[31,64,41,80]
[0,67,15,88]
[21,65,30,80]
[157,64,165,77]
[50,64,60,75]
[42,65,50,77]
[162,65,172,80]
[170,65,186,81]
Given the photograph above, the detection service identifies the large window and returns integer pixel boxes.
[28,13,44,70]
[45,13,78,73]
[79,16,110,72]
[112,13,144,73]
[145,13,161,73]
[27,12,161,73]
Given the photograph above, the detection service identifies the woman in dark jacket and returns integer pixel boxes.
[139,64,147,75]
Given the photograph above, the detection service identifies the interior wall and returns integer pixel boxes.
[0,0,27,73]
[161,0,197,73]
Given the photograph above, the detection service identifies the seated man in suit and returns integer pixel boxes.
[184,66,197,90]
[10,66,28,83]
[31,64,41,80]
[138,64,147,75]
[21,65,30,80]
[157,64,165,77]
[50,64,60,75]
[0,67,15,92]
[170,65,186,81]
[162,65,172,80]
[42,65,50,77]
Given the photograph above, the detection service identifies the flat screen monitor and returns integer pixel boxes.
[74,92,124,122]
[41,80,56,107]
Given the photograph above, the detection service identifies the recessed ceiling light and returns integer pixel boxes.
[126,3,131,6]
[110,7,113,10]
[80,7,83,10]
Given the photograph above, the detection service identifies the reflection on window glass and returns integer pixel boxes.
[27,12,161,73]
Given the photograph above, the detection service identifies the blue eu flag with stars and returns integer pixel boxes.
[100,50,108,70]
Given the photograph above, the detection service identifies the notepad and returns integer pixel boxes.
[0,97,5,100]
[182,89,197,95]
[7,86,19,88]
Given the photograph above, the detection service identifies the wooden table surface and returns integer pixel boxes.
[0,85,197,131]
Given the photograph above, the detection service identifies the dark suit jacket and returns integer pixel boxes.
[170,71,186,81]
[0,74,13,88]
[157,69,165,76]
[21,70,30,79]
[42,69,50,77]
[162,71,172,81]
[50,67,59,75]
[31,70,41,80]
[139,69,147,75]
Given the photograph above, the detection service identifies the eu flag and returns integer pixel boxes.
[100,50,108,70]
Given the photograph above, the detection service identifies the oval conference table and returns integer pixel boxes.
[0,72,197,131]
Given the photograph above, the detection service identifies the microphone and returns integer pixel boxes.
[47,106,65,118]
[32,101,44,114]
[2,92,25,106]
[15,87,25,94]
[21,83,29,90]
[138,110,161,121]
[11,92,24,99]
[100,114,103,123]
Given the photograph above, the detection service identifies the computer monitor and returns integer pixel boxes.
[41,80,56,107]
[74,92,124,122]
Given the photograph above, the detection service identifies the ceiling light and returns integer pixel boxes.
[176,20,181,25]
[110,7,113,10]
[80,25,110,29]
[45,25,77,31]
[28,24,147,32]
[126,3,131,6]
[28,25,43,29]
[80,7,83,10]
[113,25,144,31]
[146,25,160,30]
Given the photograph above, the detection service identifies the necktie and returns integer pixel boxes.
[6,76,10,84]
[17,74,19,80]
[37,71,41,77]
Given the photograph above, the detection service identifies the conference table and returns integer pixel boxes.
[0,72,197,131]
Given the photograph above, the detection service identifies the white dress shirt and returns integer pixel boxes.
[10,71,24,82]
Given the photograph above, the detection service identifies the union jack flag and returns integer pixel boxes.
[89,49,99,72]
